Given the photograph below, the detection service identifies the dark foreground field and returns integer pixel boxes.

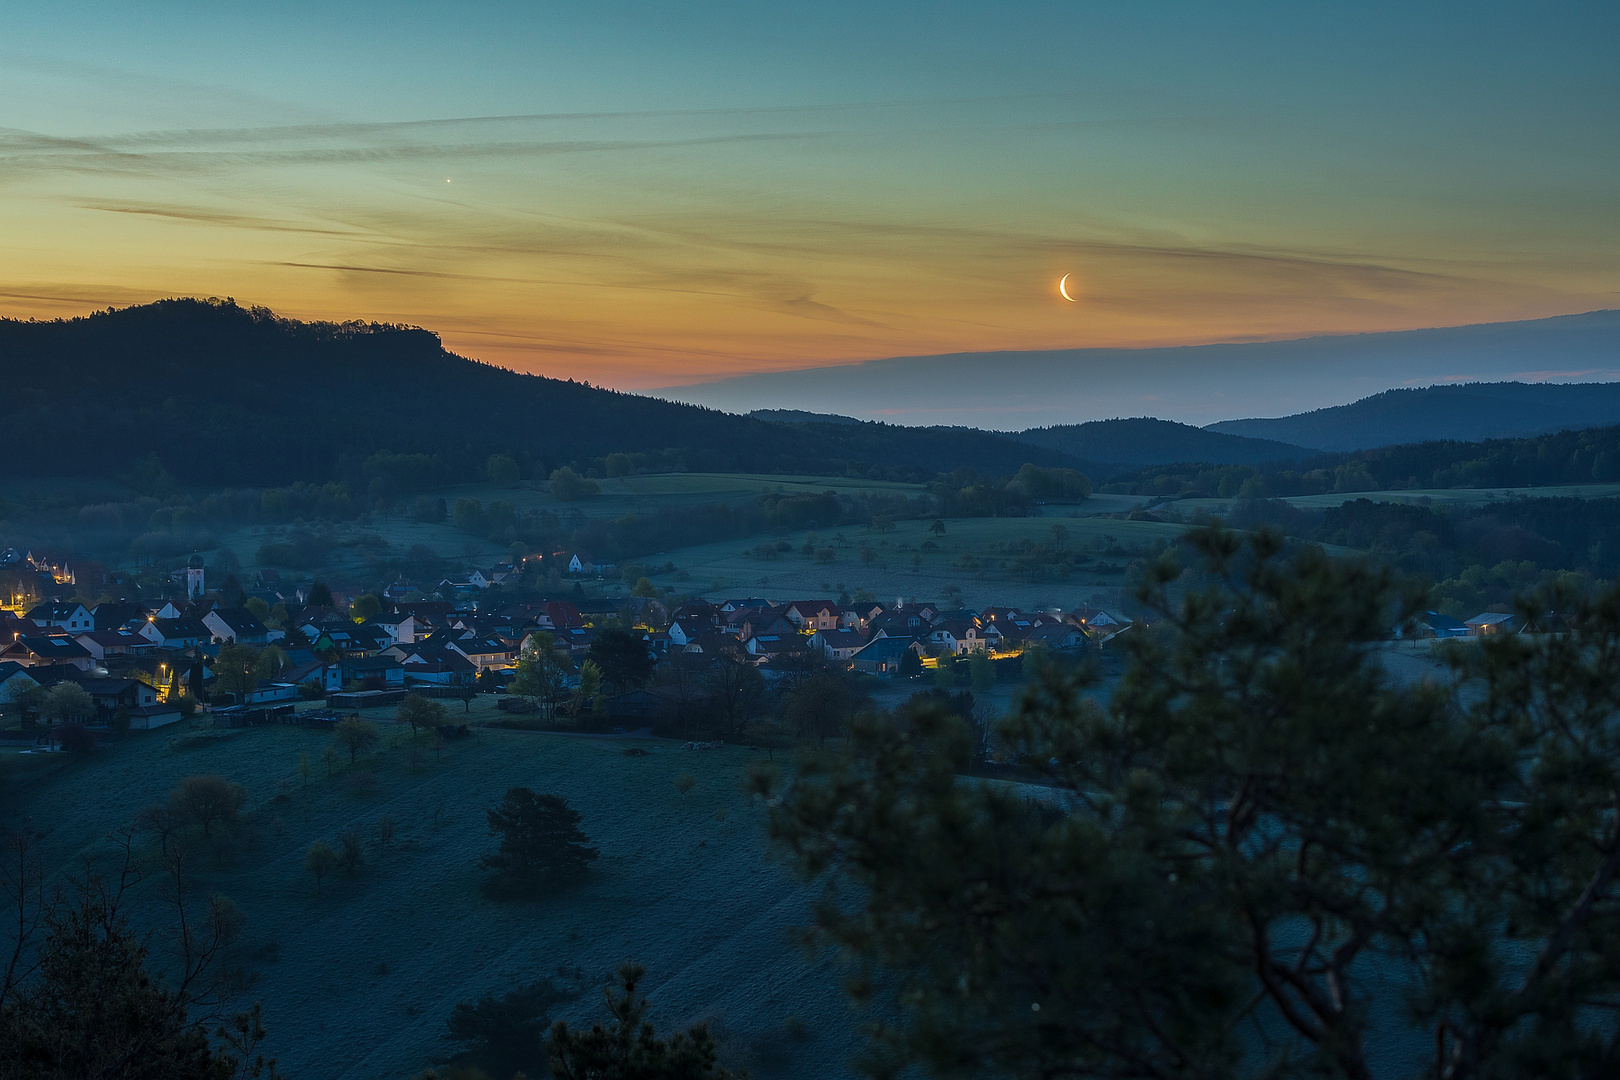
[1,721,860,1078]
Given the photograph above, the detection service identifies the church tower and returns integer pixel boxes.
[187,554,205,599]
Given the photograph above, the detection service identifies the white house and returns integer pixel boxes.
[24,603,93,634]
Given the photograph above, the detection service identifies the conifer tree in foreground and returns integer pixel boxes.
[763,526,1620,1079]
[481,788,598,898]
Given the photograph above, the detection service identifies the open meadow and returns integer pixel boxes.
[1,718,863,1079]
[1173,482,1620,517]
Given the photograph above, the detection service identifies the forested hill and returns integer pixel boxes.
[0,299,1090,487]
[1010,417,1311,466]
[1208,381,1620,452]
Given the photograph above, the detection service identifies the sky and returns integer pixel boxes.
[2,2,1617,391]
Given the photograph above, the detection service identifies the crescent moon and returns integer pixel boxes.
[1058,274,1076,302]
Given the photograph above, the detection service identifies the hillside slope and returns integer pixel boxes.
[1010,417,1311,466]
[1208,382,1620,451]
[0,720,859,1079]
[0,299,1085,487]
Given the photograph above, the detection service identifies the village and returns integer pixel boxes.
[0,537,1151,736]
[0,536,1531,745]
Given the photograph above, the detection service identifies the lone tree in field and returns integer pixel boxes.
[672,773,696,799]
[481,788,598,898]
[763,526,1620,1079]
[396,693,448,737]
[304,842,339,891]
[547,963,737,1080]
[332,717,380,764]
[169,775,246,838]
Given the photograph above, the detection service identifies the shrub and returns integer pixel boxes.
[673,773,697,798]
[337,829,365,873]
[170,774,246,837]
[445,970,580,1078]
[304,841,339,890]
[333,717,380,764]
[481,788,598,898]
[57,722,95,754]
[297,680,324,700]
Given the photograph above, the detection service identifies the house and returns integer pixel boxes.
[1466,612,1517,637]
[928,619,999,656]
[91,601,146,631]
[1423,612,1470,639]
[668,617,711,648]
[0,635,95,671]
[448,636,520,671]
[1071,606,1128,630]
[138,618,209,650]
[743,633,804,662]
[283,659,343,693]
[365,612,417,645]
[244,680,301,705]
[850,636,924,676]
[128,702,184,730]
[808,628,866,661]
[340,655,406,689]
[1024,624,1088,651]
[676,632,744,662]
[783,600,844,631]
[202,608,271,645]
[399,647,476,686]
[78,677,161,719]
[24,602,93,634]
[566,553,594,575]
[74,630,148,661]
[147,601,184,620]
[0,661,40,706]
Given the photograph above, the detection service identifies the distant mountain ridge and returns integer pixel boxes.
[1208,382,1620,452]
[657,310,1620,428]
[1009,417,1312,466]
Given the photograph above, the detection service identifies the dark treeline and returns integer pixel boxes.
[0,299,1088,488]
[1105,422,1620,498]
[1226,495,1620,614]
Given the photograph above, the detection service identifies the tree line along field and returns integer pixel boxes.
[0,717,861,1079]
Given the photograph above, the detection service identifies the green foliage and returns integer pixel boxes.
[508,635,572,718]
[550,467,601,501]
[1007,462,1092,501]
[43,682,93,725]
[306,581,333,607]
[547,963,740,1080]
[347,594,382,622]
[586,629,654,696]
[303,842,339,890]
[931,654,957,690]
[486,453,521,487]
[397,693,449,736]
[480,788,599,898]
[333,717,380,764]
[0,870,276,1080]
[212,642,262,702]
[170,774,246,837]
[631,576,658,598]
[766,525,1620,1078]
[966,648,995,692]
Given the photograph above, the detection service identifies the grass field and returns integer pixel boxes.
[644,510,1187,611]
[1,718,861,1079]
[1174,483,1620,517]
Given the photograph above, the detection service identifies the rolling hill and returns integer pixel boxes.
[1009,417,1312,466]
[1206,382,1620,452]
[0,299,1088,487]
